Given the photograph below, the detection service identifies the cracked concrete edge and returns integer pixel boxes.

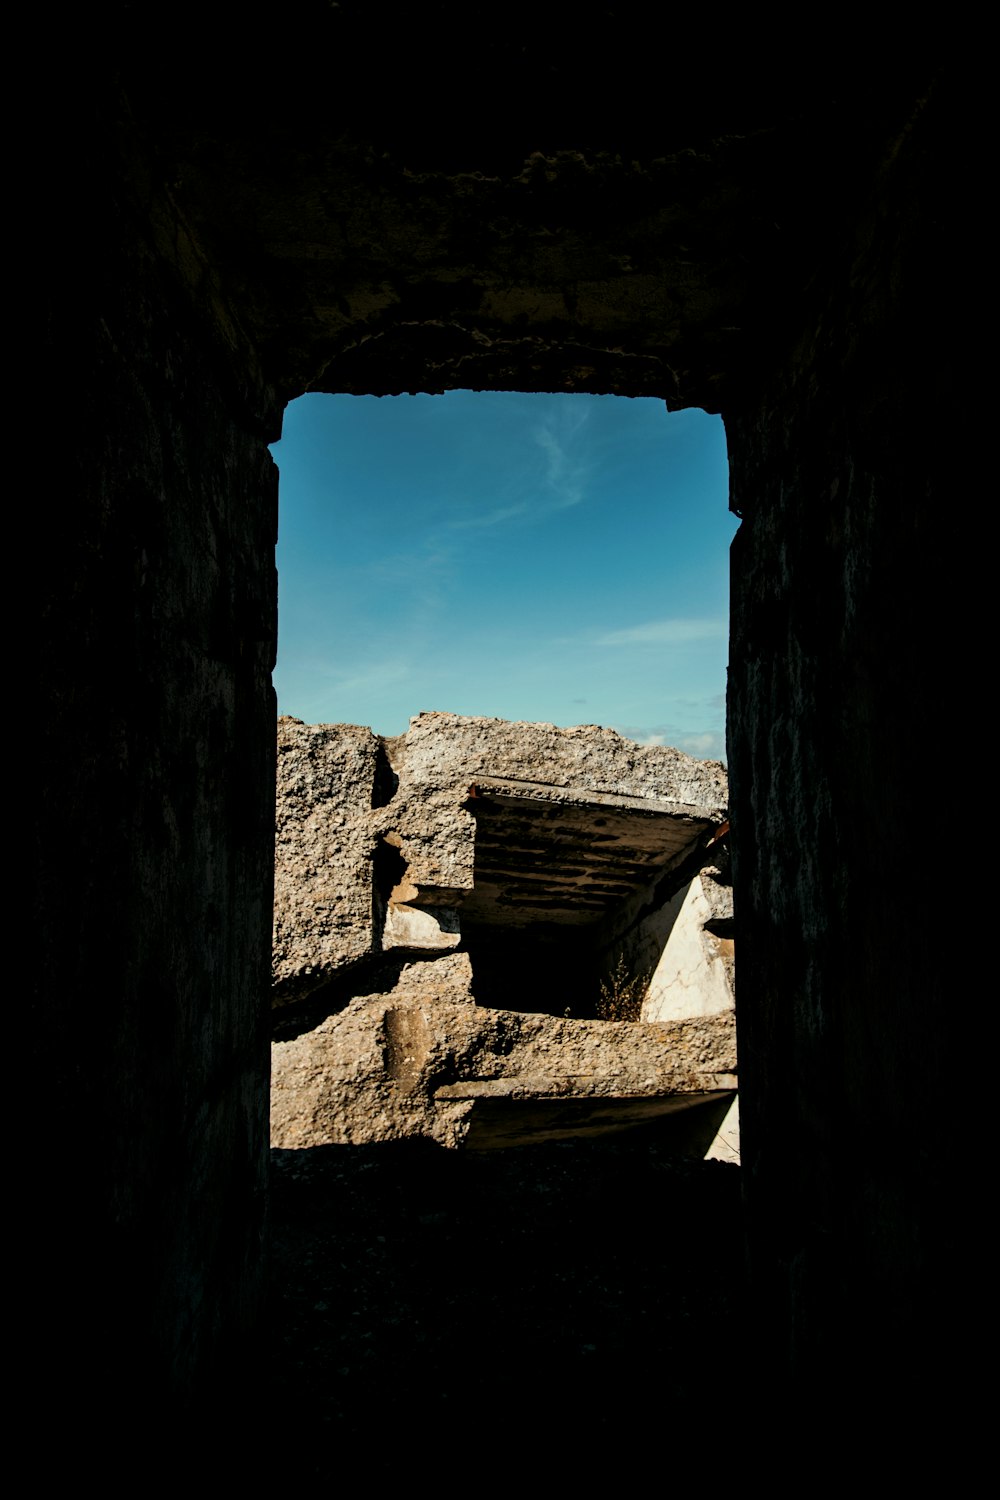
[270,989,737,1149]
[273,712,729,1001]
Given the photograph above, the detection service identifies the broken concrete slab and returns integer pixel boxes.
[273,710,728,1005]
[272,712,737,1157]
[270,975,736,1149]
[273,720,382,1006]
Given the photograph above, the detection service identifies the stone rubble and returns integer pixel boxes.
[271,712,736,1152]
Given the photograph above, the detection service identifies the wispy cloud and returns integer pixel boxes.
[444,405,593,533]
[534,410,590,511]
[595,618,726,647]
[448,501,529,532]
[678,732,722,755]
[616,723,676,746]
[614,725,727,763]
[367,544,456,584]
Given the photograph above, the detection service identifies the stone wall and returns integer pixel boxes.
[271,713,735,1151]
[28,89,279,1414]
[273,712,728,996]
[726,78,968,1398]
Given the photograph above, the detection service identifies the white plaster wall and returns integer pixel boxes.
[704,1096,740,1164]
[640,875,733,1023]
[633,874,739,1161]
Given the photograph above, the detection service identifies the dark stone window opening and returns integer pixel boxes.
[464,921,602,1018]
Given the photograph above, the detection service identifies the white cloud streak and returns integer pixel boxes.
[595,618,726,647]
[448,501,529,532]
[611,723,727,764]
[534,416,589,511]
[444,404,592,532]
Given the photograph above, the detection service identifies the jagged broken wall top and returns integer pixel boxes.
[272,713,735,1152]
[115,12,936,411]
[274,711,727,1005]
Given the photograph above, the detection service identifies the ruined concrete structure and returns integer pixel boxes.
[271,712,737,1153]
[31,13,968,1442]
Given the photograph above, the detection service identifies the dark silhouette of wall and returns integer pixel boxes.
[29,11,967,1442]
[727,94,969,1406]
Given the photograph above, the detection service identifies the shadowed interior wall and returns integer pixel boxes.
[28,96,280,1404]
[27,17,967,1429]
[727,80,967,1399]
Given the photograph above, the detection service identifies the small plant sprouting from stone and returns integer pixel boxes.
[596,954,650,1022]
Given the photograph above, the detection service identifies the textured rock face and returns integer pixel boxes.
[399,710,729,808]
[273,711,728,1001]
[273,722,381,1004]
[271,713,734,1151]
[272,966,736,1150]
[127,21,936,413]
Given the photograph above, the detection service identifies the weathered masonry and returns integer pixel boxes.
[31,14,970,1444]
[271,712,738,1155]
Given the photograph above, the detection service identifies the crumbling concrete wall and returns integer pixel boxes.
[271,713,736,1151]
[273,722,382,1004]
[272,951,736,1150]
[274,711,728,993]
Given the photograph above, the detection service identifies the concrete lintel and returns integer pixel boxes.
[468,776,722,823]
[434,1080,737,1102]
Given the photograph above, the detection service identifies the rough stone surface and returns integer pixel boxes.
[383,711,726,904]
[271,970,736,1150]
[397,710,728,808]
[273,720,380,1004]
[272,713,734,1153]
[274,709,728,1006]
[127,22,937,416]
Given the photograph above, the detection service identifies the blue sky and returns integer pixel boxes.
[270,391,736,761]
